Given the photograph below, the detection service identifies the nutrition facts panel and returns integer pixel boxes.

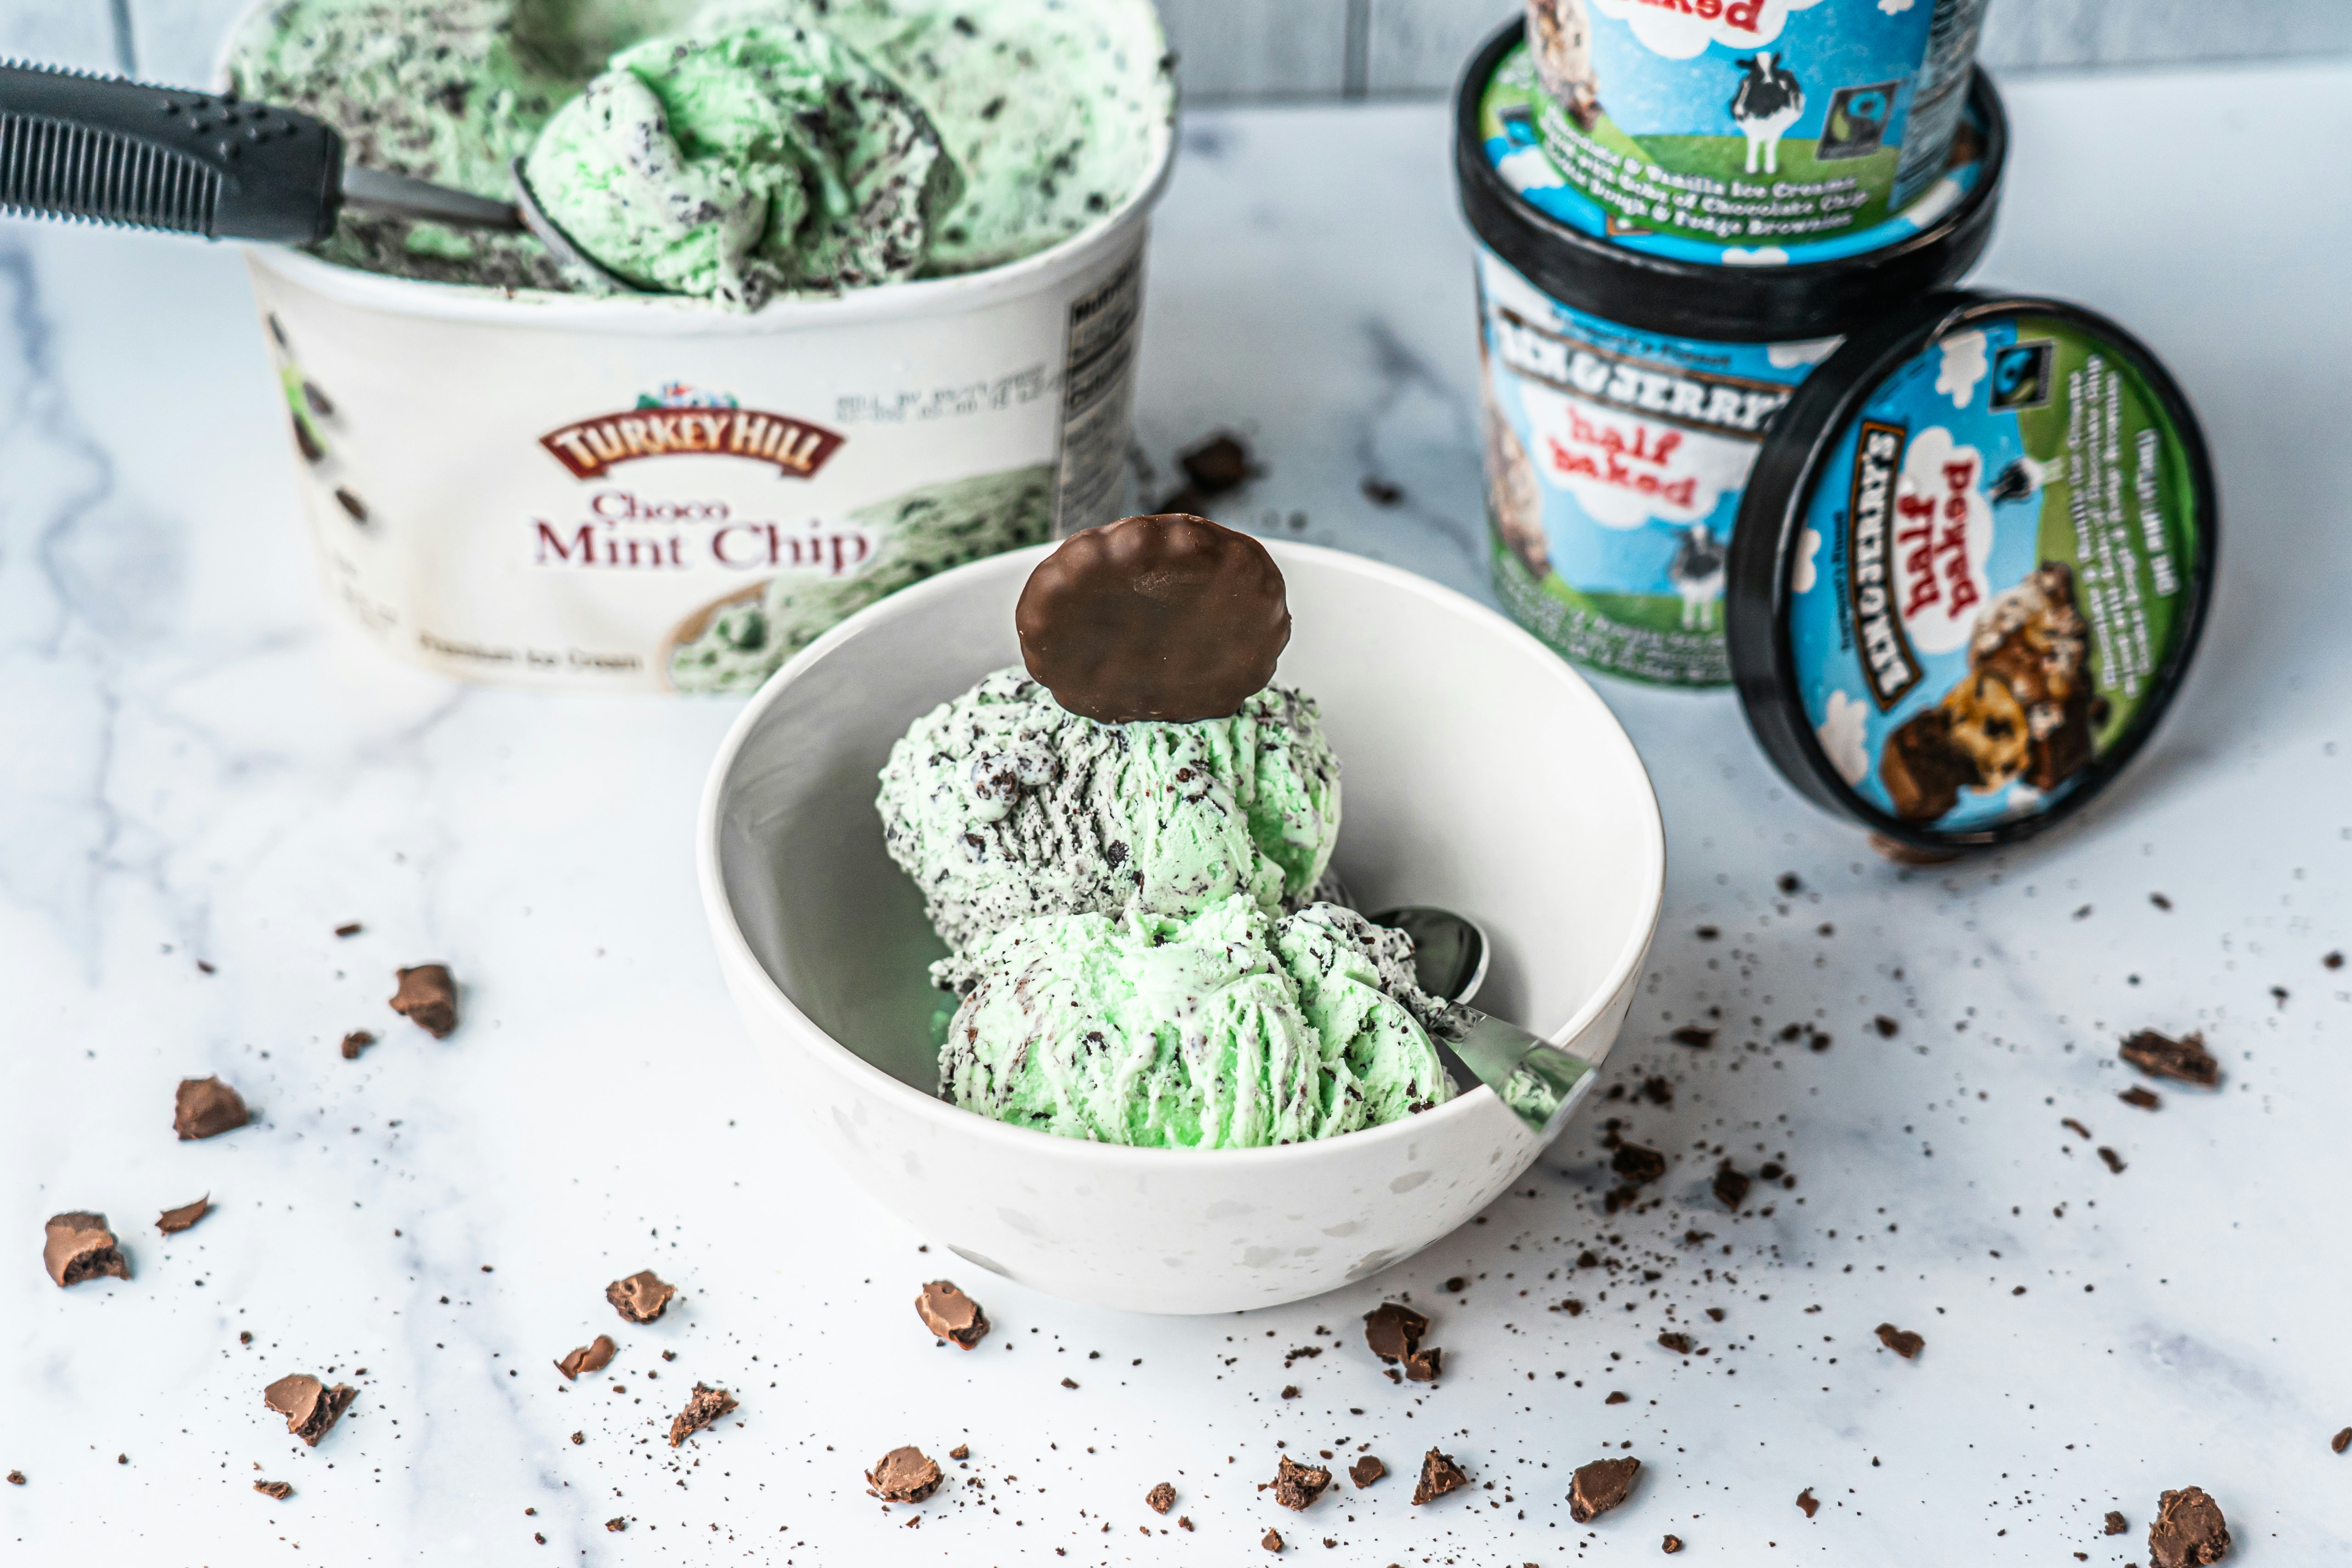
[1054,250,1147,537]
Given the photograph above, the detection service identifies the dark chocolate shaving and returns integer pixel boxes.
[2121,1085,2162,1110]
[2120,1030,2218,1086]
[1261,1455,1331,1511]
[606,1270,676,1324]
[667,1383,737,1447]
[1363,1301,1430,1363]
[254,1480,292,1500]
[1412,1449,1469,1505]
[1015,513,1289,723]
[556,1336,617,1381]
[157,1197,210,1235]
[867,1445,942,1502]
[1261,1528,1283,1551]
[341,1030,375,1060]
[1348,1455,1385,1487]
[1570,1456,1640,1522]
[2148,1486,2230,1568]
[174,1076,249,1140]
[263,1375,356,1445]
[1875,1323,1925,1358]
[43,1212,128,1287]
[915,1280,989,1348]
[391,964,459,1038]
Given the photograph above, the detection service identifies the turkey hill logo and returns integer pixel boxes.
[539,383,844,481]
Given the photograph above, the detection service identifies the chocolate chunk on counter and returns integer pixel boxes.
[1875,1323,1925,1358]
[1796,1487,1819,1517]
[1348,1454,1386,1488]
[263,1375,357,1445]
[2120,1085,2162,1110]
[174,1076,249,1140]
[1670,1025,1716,1048]
[1570,1456,1641,1523]
[334,921,363,937]
[2333,1427,2351,1454]
[2106,1510,2129,1534]
[915,1280,989,1348]
[606,1270,675,1324]
[605,1517,626,1532]
[1404,1346,1442,1382]
[157,1197,210,1235]
[1363,1301,1431,1364]
[1146,1481,1176,1514]
[2149,1486,2230,1568]
[1712,1163,1751,1211]
[2099,1146,2127,1174]
[1015,513,1290,724]
[1662,1535,1684,1553]
[390,964,459,1037]
[556,1336,617,1381]
[948,1444,969,1461]
[43,1213,128,1287]
[254,1480,293,1500]
[1261,1528,1284,1551]
[866,1445,942,1502]
[2120,1030,2219,1086]
[4,1472,20,1485]
[1611,1143,1667,1187]
[1411,1449,1469,1506]
[1261,1455,1331,1511]
[340,1030,375,1061]
[1657,1332,1693,1355]
[667,1383,737,1447]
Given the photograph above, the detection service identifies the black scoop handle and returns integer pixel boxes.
[0,59,343,243]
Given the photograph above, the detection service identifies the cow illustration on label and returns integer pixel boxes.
[1670,523,1726,631]
[1730,54,1804,176]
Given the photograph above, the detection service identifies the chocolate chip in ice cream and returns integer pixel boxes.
[263,1375,356,1445]
[43,1212,128,1287]
[1570,1456,1640,1522]
[390,965,459,1038]
[1349,1454,1385,1488]
[2120,1030,2219,1086]
[1412,1449,1469,1505]
[607,1271,675,1324]
[556,1336,617,1381]
[667,1384,737,1447]
[254,1480,293,1500]
[1261,1455,1331,1511]
[1146,1481,1176,1514]
[916,1281,989,1348]
[157,1197,210,1236]
[2148,1486,2230,1568]
[867,1446,942,1502]
[174,1076,248,1140]
[1875,1323,1924,1358]
[1015,514,1290,724]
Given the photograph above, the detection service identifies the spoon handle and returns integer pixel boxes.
[1424,1002,1593,1140]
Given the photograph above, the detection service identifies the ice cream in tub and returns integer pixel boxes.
[222,0,1175,691]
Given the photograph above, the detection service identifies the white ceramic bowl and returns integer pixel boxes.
[697,541,1665,1313]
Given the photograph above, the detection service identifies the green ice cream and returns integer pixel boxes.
[876,666,1342,954]
[667,463,1053,693]
[937,896,1456,1148]
[227,0,1172,299]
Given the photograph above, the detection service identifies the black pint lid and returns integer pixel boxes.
[1725,292,2218,854]
[1454,20,2010,342]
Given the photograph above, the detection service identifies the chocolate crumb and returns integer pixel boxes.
[1657,1332,1693,1355]
[2062,1118,2092,1139]
[1412,1449,1469,1506]
[606,1270,676,1324]
[263,1375,356,1445]
[1607,1391,1629,1404]
[916,1280,989,1348]
[2120,1086,2161,1110]
[1873,1016,1900,1037]
[1569,1456,1640,1522]
[2334,1428,2351,1455]
[2148,1486,2230,1568]
[1363,1301,1431,1366]
[1612,1143,1668,1187]
[667,1384,737,1447]
[605,1518,626,1532]
[1663,1535,1684,1553]
[157,1197,210,1235]
[1261,1528,1284,1552]
[1694,926,1719,940]
[949,1445,970,1461]
[2098,1146,2127,1174]
[2107,1511,2129,1534]
[1875,1323,1924,1358]
[254,1480,292,1500]
[570,1432,584,1445]
[1261,1454,1332,1511]
[1443,1275,1467,1293]
[1712,1163,1751,1211]
[1796,1487,1819,1517]
[174,1076,249,1140]
[43,1212,129,1287]
[2120,1030,2219,1086]
[334,922,362,937]
[1154,433,1254,516]
[1281,1384,1300,1398]
[1670,1025,1716,1048]
[1403,1346,1442,1382]
[1349,1455,1385,1488]
[5,1472,20,1485]
[556,1336,617,1381]
[2327,951,2344,970]
[334,487,368,523]
[2151,892,2172,910]
[1146,1481,1176,1514]
[340,1030,375,1060]
[867,1445,942,1502]
[1061,1377,1079,1389]
[390,964,459,1038]
[1360,477,1404,506]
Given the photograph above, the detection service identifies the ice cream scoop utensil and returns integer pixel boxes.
[1367,903,1489,1006]
[0,59,519,242]
[508,157,639,295]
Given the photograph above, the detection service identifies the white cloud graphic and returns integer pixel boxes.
[1592,0,1826,59]
[1723,246,1791,267]
[1935,330,1987,409]
[1898,176,1964,230]
[1891,426,1995,656]
[1817,689,1870,785]
[1879,0,1913,13]
[1497,146,1564,192]
[1792,526,1822,593]
[1518,383,1758,530]
[1767,336,1841,369]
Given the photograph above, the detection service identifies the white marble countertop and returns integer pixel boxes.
[6,58,2352,1568]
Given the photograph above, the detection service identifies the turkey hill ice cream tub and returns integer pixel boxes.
[1726,293,2216,853]
[1514,0,1989,249]
[1456,18,2005,686]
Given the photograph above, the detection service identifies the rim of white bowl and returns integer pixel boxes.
[695,539,1667,1167]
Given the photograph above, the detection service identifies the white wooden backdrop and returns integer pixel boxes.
[7,0,2352,97]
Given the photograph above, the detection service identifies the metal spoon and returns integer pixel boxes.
[507,157,640,295]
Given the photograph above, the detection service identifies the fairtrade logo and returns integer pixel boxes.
[539,396,845,482]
